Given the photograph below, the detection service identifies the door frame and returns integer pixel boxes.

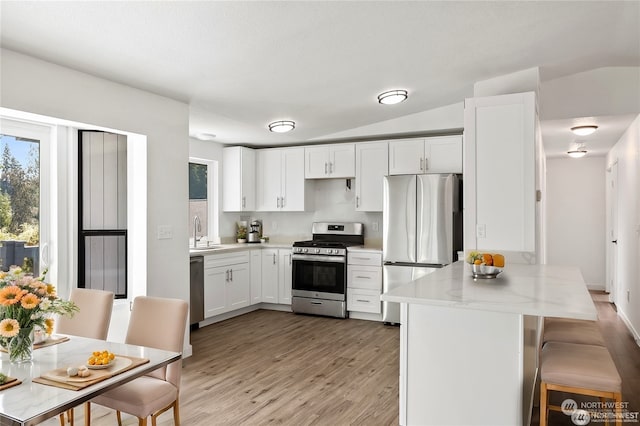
[606,160,619,303]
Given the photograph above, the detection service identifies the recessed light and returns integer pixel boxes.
[377,89,408,105]
[268,120,295,133]
[194,132,216,141]
[570,125,598,136]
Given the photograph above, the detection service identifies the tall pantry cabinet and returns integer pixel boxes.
[463,91,545,262]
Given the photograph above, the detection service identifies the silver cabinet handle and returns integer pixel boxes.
[242,196,246,208]
[355,276,371,279]
[356,299,370,303]
[273,253,276,264]
[419,157,424,171]
[225,270,229,282]
[288,254,292,265]
[281,196,285,208]
[329,162,333,174]
[230,268,233,282]
[352,257,370,260]
[424,157,428,170]
[356,196,360,208]
[324,162,328,174]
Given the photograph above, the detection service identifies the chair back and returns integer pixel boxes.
[125,296,188,387]
[56,288,114,340]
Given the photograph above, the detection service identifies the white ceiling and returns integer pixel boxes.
[1,1,639,157]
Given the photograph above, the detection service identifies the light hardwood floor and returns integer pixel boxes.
[43,291,639,426]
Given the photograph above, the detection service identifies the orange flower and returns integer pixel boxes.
[44,318,55,335]
[0,286,24,306]
[20,293,40,309]
[0,318,20,338]
[45,284,56,297]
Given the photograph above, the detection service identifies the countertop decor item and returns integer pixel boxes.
[0,266,79,363]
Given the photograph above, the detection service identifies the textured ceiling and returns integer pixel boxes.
[1,1,639,156]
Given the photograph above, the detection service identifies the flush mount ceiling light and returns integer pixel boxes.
[570,125,598,136]
[268,120,295,133]
[194,132,216,141]
[377,89,408,105]
[567,143,588,158]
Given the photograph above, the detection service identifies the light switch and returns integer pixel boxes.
[372,222,379,232]
[157,225,173,240]
[476,224,486,238]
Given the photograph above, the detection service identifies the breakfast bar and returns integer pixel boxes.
[381,261,597,426]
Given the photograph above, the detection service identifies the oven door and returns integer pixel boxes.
[292,254,346,301]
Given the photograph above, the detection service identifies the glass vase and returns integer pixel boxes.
[8,327,34,363]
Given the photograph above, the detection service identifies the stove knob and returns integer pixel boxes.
[303,248,308,253]
[315,248,320,254]
[331,249,337,254]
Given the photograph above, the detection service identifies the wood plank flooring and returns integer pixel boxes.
[41,291,639,426]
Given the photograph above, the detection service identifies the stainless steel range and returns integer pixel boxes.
[291,222,364,318]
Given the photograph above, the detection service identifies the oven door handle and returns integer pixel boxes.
[292,254,346,263]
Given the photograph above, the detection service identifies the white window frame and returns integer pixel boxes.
[189,157,219,244]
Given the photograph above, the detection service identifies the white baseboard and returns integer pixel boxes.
[587,284,606,291]
[617,308,640,347]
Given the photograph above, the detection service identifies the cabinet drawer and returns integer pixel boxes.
[348,266,382,291]
[347,289,381,314]
[204,251,250,269]
[347,252,382,266]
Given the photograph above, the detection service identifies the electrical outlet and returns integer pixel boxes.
[272,221,278,231]
[372,222,379,232]
[476,224,486,238]
[157,225,173,240]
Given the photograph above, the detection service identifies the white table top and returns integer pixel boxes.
[381,261,597,320]
[0,335,181,426]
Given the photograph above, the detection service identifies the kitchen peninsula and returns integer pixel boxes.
[381,261,597,426]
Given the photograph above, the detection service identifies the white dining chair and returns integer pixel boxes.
[85,296,189,426]
[56,288,114,426]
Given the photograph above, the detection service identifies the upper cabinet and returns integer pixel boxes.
[256,147,312,212]
[222,146,255,212]
[305,143,355,179]
[463,92,539,256]
[355,141,388,212]
[388,135,462,175]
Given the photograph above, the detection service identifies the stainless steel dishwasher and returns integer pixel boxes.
[190,256,204,328]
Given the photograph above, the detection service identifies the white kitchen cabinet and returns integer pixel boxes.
[389,136,462,175]
[261,249,279,303]
[222,146,255,211]
[256,147,312,211]
[347,250,382,315]
[355,141,388,212]
[305,143,355,179]
[464,91,539,255]
[250,249,262,305]
[203,251,251,318]
[278,248,292,305]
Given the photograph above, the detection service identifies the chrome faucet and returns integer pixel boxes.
[193,215,201,248]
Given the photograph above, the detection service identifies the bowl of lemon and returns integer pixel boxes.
[466,251,505,279]
[86,350,116,369]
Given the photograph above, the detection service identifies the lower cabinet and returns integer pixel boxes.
[203,251,251,318]
[347,250,383,315]
[261,249,279,303]
[250,250,262,305]
[278,248,292,305]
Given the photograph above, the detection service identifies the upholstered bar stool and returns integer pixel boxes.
[540,341,622,426]
[543,317,605,346]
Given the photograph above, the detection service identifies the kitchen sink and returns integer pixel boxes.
[190,245,223,252]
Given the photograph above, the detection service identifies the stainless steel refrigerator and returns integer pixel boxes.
[382,174,462,324]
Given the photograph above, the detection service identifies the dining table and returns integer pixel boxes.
[0,334,181,426]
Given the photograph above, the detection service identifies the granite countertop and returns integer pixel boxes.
[381,261,597,320]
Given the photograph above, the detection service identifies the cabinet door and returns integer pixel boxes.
[389,139,424,175]
[355,142,388,212]
[256,149,282,211]
[222,147,255,211]
[329,143,355,178]
[425,136,462,174]
[250,250,262,305]
[278,249,292,305]
[464,92,536,253]
[227,263,251,310]
[261,249,279,303]
[204,266,227,317]
[305,146,329,178]
[281,147,307,211]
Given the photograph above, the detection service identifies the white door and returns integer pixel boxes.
[227,263,250,310]
[329,143,355,178]
[281,147,305,211]
[261,249,279,303]
[389,139,424,175]
[304,146,329,178]
[204,266,227,317]
[606,162,619,303]
[278,249,292,304]
[355,141,388,212]
[256,149,281,211]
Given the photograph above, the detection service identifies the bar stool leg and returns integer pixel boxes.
[540,381,549,426]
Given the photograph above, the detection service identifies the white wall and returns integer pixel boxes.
[546,156,606,288]
[606,114,640,343]
[1,49,192,354]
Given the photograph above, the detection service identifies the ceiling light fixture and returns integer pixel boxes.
[570,125,598,136]
[567,143,587,158]
[268,120,295,133]
[377,89,408,105]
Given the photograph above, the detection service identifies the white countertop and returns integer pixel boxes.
[381,261,597,320]
[189,242,292,256]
